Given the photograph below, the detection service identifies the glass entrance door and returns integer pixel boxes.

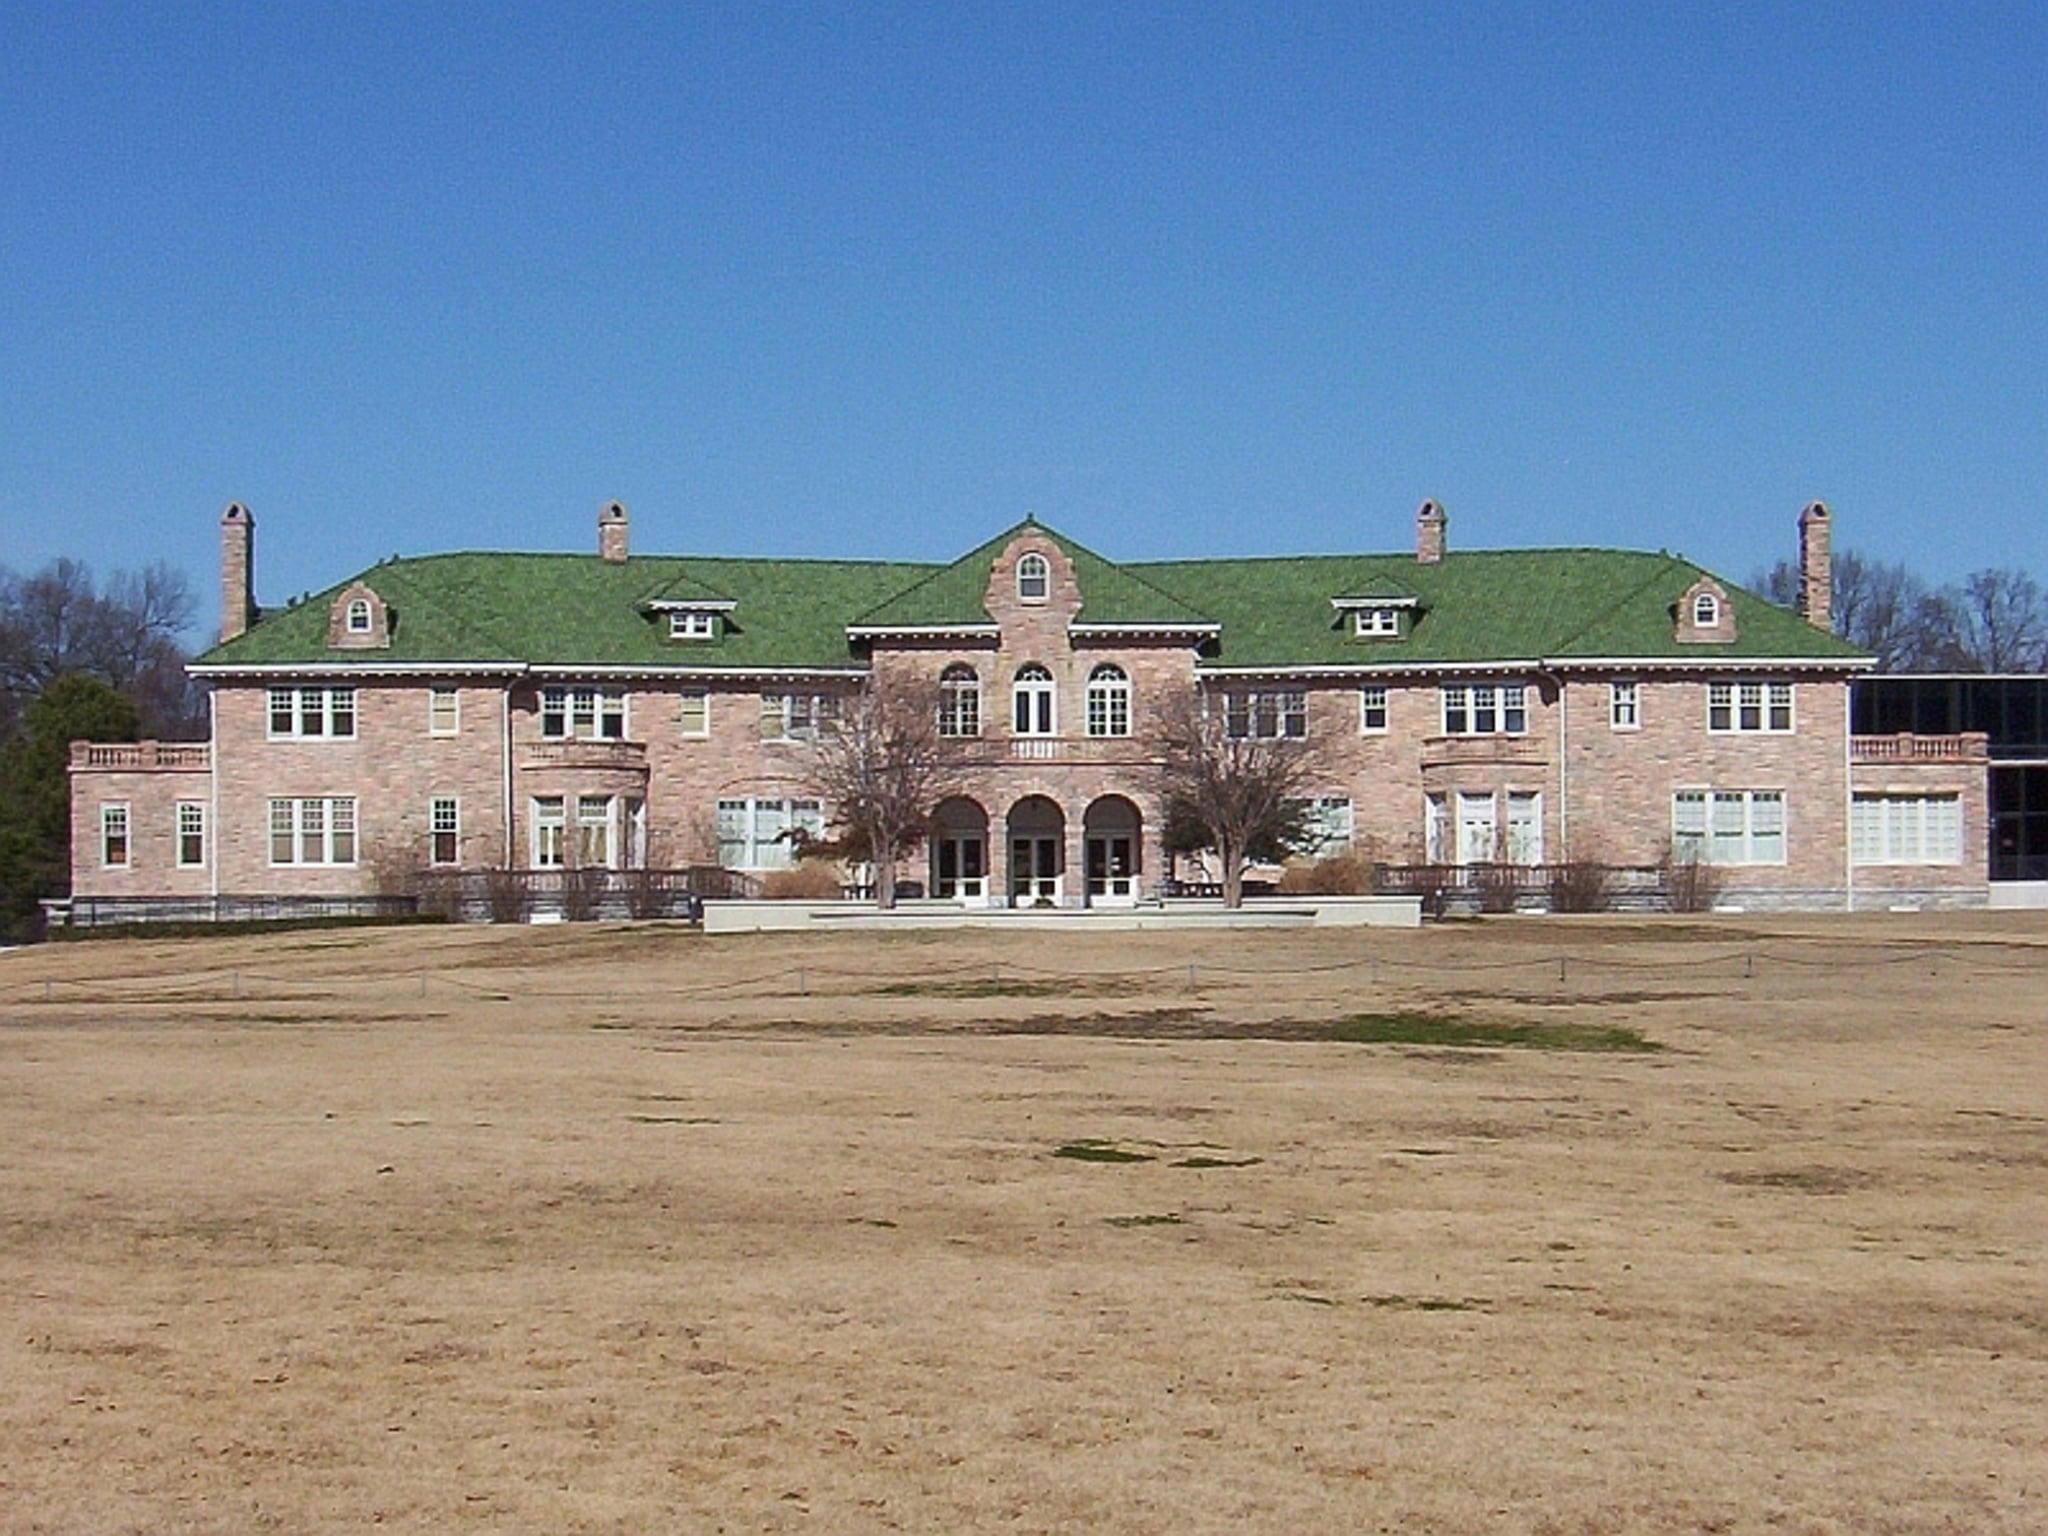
[1086,835,1135,903]
[1010,836,1060,904]
[936,835,986,900]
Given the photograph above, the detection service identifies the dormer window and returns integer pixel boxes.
[668,611,716,641]
[1693,592,1720,627]
[1016,552,1050,603]
[327,581,390,649]
[1353,607,1400,638]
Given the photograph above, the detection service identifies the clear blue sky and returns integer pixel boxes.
[4,2,2044,630]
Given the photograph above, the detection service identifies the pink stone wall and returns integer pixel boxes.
[211,683,510,893]
[68,755,214,899]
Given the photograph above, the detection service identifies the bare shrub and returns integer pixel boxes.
[761,860,844,900]
[1663,849,1724,913]
[1548,858,1616,914]
[1274,851,1376,896]
[561,866,606,923]
[483,866,532,924]
[1475,864,1522,914]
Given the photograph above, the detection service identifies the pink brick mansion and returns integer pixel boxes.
[66,498,1990,917]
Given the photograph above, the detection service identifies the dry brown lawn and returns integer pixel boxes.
[1,911,2045,1534]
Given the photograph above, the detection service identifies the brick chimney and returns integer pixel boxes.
[598,499,630,563]
[1415,499,1446,564]
[219,501,255,643]
[1797,500,1831,630]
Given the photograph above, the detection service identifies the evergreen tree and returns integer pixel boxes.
[0,674,139,940]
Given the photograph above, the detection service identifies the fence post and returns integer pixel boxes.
[1557,955,1567,984]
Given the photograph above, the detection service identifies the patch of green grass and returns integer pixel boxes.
[1104,1213,1183,1228]
[1173,1155,1262,1169]
[1332,1013,1660,1053]
[1053,1140,1154,1164]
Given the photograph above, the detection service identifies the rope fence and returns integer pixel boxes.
[2,937,2041,1010]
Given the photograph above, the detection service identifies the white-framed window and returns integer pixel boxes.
[939,665,981,738]
[1016,552,1050,603]
[345,598,372,633]
[1693,592,1721,627]
[1609,681,1640,730]
[268,797,357,866]
[100,803,130,868]
[1441,682,1527,735]
[576,794,612,867]
[1672,789,1785,865]
[1707,681,1793,734]
[668,611,716,641]
[1851,793,1963,866]
[1084,664,1130,737]
[1286,796,1354,857]
[429,687,459,736]
[430,797,459,866]
[532,796,565,868]
[176,801,205,867]
[679,688,710,737]
[1359,685,1389,734]
[1225,688,1306,740]
[1505,791,1543,865]
[1012,664,1056,735]
[1423,790,1543,865]
[715,797,826,871]
[540,686,626,740]
[759,691,840,742]
[1352,607,1400,637]
[268,685,357,739]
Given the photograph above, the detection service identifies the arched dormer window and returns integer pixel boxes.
[1693,592,1720,627]
[1085,663,1130,737]
[939,664,981,738]
[1012,663,1055,736]
[345,598,372,634]
[1016,552,1050,603]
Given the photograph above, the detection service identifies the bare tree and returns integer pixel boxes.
[798,675,968,909]
[1752,549,1944,670]
[0,558,203,739]
[1944,569,2048,672]
[1148,688,1327,908]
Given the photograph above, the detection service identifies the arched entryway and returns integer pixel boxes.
[1006,796,1065,906]
[1083,795,1142,906]
[929,797,989,903]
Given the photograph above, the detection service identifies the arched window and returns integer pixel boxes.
[1085,663,1130,737]
[939,664,981,737]
[345,598,372,633]
[1693,592,1721,627]
[1016,552,1050,603]
[1012,663,1055,736]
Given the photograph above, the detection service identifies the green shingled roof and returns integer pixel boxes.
[198,553,933,670]
[853,521,1214,629]
[1134,549,1866,667]
[194,532,1867,672]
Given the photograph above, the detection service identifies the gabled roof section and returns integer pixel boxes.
[1132,548,1869,669]
[853,520,1215,630]
[195,552,933,670]
[637,566,737,607]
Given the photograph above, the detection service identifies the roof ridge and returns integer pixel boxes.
[1543,554,1692,655]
